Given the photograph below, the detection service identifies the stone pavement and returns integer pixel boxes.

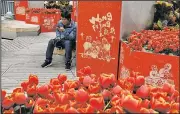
[1,32,77,94]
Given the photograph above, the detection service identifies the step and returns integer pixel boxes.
[1,19,40,39]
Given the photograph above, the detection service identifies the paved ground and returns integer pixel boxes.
[1,32,77,94]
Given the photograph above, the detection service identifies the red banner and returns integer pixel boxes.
[29,13,41,25]
[41,14,57,32]
[119,42,179,91]
[14,0,28,21]
[71,1,77,22]
[25,9,31,24]
[56,10,61,22]
[25,8,60,32]
[77,1,122,78]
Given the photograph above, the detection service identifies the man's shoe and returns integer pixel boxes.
[65,63,71,70]
[41,60,52,68]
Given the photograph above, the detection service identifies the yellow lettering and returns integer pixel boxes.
[89,17,96,25]
[102,23,106,28]
[107,12,112,21]
[96,14,100,22]
[102,15,107,21]
[96,24,99,29]
[106,21,111,28]
[100,32,104,37]
[92,25,96,31]
[104,28,109,35]
[110,27,115,34]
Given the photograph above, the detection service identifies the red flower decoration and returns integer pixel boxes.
[136,85,150,99]
[89,94,105,110]
[54,93,69,105]
[135,76,145,87]
[66,107,79,113]
[13,92,26,105]
[88,82,101,93]
[75,89,89,103]
[21,81,29,91]
[83,76,92,87]
[28,74,39,85]
[2,96,14,109]
[58,74,67,84]
[27,84,37,97]
[1,90,6,101]
[37,84,49,98]
[121,95,142,113]
[99,73,115,88]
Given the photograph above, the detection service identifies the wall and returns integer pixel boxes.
[28,1,44,8]
[120,1,155,40]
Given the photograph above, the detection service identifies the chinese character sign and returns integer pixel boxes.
[77,1,122,77]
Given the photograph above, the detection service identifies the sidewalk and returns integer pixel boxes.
[1,32,76,94]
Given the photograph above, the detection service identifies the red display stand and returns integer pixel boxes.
[77,1,122,78]
[14,0,28,21]
[119,42,179,91]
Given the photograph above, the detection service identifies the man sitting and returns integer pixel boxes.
[41,11,76,70]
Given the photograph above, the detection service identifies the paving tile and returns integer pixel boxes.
[1,32,77,92]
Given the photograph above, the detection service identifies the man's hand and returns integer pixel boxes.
[57,27,65,32]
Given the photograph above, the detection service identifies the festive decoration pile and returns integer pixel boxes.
[1,66,180,113]
[126,27,179,56]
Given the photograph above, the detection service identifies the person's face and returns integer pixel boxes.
[61,17,69,25]
[172,16,176,22]
[169,15,176,23]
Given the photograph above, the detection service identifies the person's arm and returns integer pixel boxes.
[67,27,76,41]
[56,20,64,38]
[63,23,77,41]
[56,20,64,28]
